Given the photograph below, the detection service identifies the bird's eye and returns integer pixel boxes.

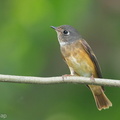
[63,30,70,35]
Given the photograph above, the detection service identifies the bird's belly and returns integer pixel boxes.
[65,51,95,77]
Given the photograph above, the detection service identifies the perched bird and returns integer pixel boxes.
[51,25,112,110]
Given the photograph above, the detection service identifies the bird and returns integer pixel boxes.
[51,25,112,110]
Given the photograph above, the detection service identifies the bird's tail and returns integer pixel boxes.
[89,85,112,110]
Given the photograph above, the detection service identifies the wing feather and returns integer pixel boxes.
[80,39,102,78]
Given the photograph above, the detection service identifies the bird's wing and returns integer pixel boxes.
[80,39,102,78]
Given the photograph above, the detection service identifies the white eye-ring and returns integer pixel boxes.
[63,30,70,35]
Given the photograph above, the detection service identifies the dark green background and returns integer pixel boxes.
[0,0,120,120]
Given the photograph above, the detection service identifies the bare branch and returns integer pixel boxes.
[0,74,119,87]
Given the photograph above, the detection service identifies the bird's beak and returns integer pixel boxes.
[51,26,57,30]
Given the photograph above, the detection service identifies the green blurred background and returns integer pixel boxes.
[0,0,120,119]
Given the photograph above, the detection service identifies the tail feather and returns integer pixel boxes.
[89,85,112,110]
[94,92,112,110]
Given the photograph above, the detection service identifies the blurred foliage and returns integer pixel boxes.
[0,0,120,120]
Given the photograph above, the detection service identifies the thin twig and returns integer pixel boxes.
[0,74,119,87]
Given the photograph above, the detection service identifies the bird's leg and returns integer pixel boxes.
[62,67,78,80]
[90,74,95,82]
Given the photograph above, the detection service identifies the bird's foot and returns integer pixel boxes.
[62,74,72,77]
[90,75,95,82]
[62,74,74,81]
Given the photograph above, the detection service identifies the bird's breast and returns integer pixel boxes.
[61,43,96,77]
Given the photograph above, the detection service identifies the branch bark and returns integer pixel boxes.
[0,74,119,87]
